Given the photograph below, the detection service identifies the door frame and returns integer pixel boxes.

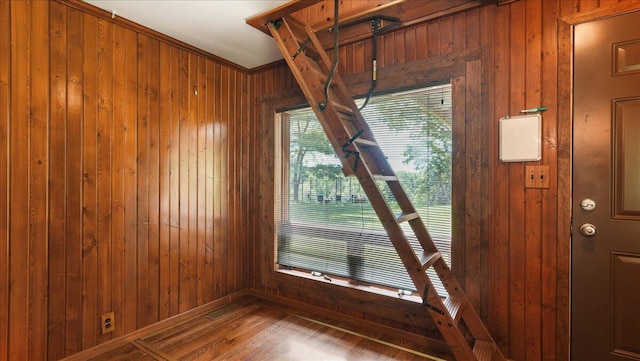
[559,3,640,360]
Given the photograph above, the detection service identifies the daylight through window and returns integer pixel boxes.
[276,83,452,293]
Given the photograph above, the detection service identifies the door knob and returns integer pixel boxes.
[580,223,596,237]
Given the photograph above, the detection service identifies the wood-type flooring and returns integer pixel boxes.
[63,296,448,360]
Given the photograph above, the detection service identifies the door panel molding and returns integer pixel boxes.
[613,98,640,219]
[614,40,640,76]
[611,252,640,358]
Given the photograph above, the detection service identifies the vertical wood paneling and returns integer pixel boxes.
[65,7,85,355]
[524,1,543,360]
[213,62,223,299]
[506,2,526,360]
[158,41,172,320]
[452,12,466,53]
[251,1,636,361]
[219,65,229,297]
[560,0,580,17]
[0,0,10,358]
[451,74,466,286]
[187,53,198,308]
[0,2,248,361]
[2,1,250,358]
[464,59,482,309]
[415,23,428,60]
[579,0,599,12]
[489,3,510,355]
[2,0,633,360]
[393,31,405,65]
[239,70,249,291]
[136,33,151,329]
[82,13,99,349]
[178,50,190,313]
[122,27,138,335]
[524,2,543,361]
[29,2,50,359]
[439,17,453,55]
[204,59,216,303]
[480,2,496,324]
[227,68,238,294]
[30,3,50,357]
[465,8,480,50]
[9,1,32,358]
[48,2,67,360]
[96,17,113,346]
[196,56,208,306]
[168,45,181,318]
[111,23,126,340]
[147,37,161,324]
[541,2,560,360]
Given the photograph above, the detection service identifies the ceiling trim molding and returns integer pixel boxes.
[57,0,251,73]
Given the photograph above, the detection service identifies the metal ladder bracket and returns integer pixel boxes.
[422,285,445,315]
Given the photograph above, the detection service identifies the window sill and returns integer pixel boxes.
[275,268,424,304]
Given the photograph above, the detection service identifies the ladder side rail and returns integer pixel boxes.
[292,16,379,140]
[286,17,415,189]
[296,15,433,224]
[269,20,356,176]
[272,15,508,361]
[280,16,460,315]
[431,257,505,359]
[352,174,426,268]
[274,17,381,180]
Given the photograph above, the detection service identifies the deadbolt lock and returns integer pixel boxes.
[580,198,596,211]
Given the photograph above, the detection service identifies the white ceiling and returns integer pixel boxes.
[84,0,289,69]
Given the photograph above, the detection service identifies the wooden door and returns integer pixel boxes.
[572,10,640,361]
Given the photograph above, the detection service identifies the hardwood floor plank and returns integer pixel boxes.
[67,297,450,361]
[89,343,156,361]
[133,340,177,361]
[141,299,260,348]
[159,306,288,359]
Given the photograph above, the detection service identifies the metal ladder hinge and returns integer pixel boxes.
[341,130,364,172]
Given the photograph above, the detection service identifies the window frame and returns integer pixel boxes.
[275,86,454,294]
[257,54,483,323]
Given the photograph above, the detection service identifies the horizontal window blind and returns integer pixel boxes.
[276,84,452,293]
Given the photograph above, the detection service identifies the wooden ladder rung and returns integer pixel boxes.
[337,111,353,123]
[285,18,307,39]
[372,174,398,182]
[473,340,496,361]
[396,212,419,223]
[308,62,327,80]
[353,138,378,147]
[301,46,321,61]
[268,14,508,361]
[331,101,354,115]
[443,295,464,324]
[315,68,327,81]
[417,251,441,270]
[282,14,320,61]
[313,70,339,88]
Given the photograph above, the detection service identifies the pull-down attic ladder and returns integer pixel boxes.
[266,14,506,361]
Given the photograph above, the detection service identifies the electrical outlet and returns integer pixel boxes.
[525,165,550,189]
[101,312,115,334]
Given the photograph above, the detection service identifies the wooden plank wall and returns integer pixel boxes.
[0,1,250,360]
[249,1,633,360]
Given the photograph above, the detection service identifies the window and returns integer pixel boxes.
[275,83,452,293]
